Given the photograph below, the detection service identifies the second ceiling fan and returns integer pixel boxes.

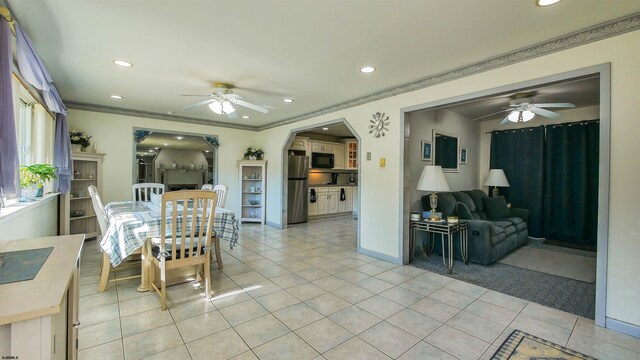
[473,95,575,125]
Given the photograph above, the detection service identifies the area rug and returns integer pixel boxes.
[410,255,595,319]
[492,329,596,359]
[498,246,596,283]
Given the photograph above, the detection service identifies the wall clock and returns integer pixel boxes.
[369,112,390,138]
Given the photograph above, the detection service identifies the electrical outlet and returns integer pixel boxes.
[380,158,386,167]
[366,152,371,161]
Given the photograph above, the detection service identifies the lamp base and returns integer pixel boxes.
[428,192,441,221]
[428,207,441,221]
[492,186,499,197]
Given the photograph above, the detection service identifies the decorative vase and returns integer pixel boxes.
[71,144,81,152]
[21,184,38,201]
[249,156,256,160]
[80,146,87,152]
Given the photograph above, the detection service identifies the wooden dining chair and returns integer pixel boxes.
[201,184,213,191]
[201,184,226,268]
[213,184,228,208]
[132,183,165,202]
[147,190,217,310]
[88,185,141,292]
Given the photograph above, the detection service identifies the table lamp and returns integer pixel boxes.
[484,169,509,197]
[417,165,450,221]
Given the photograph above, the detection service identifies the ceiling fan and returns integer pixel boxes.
[179,83,269,119]
[473,96,575,125]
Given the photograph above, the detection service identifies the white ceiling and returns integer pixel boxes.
[7,1,640,128]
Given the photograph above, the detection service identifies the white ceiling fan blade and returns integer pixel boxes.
[534,103,575,108]
[500,114,512,125]
[182,98,216,111]
[530,106,562,119]
[232,99,269,113]
[472,109,510,122]
[227,111,238,120]
[177,93,213,97]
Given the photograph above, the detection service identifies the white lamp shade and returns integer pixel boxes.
[417,165,450,192]
[484,169,510,187]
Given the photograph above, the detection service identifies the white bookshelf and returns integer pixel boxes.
[238,160,267,224]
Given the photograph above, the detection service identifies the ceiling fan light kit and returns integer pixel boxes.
[180,82,268,119]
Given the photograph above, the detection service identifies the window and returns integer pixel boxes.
[17,98,33,165]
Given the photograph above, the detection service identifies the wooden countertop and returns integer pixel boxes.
[0,234,84,325]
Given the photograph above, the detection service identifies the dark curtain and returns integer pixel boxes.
[490,126,545,237]
[543,121,599,245]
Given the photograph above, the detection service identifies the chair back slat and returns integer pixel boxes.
[88,185,109,236]
[213,184,228,208]
[132,183,165,202]
[160,190,217,263]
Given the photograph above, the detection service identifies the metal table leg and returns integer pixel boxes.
[461,229,468,265]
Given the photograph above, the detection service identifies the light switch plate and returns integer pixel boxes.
[366,152,371,161]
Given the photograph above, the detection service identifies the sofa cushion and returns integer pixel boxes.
[464,190,488,212]
[434,192,457,218]
[501,217,524,226]
[483,196,511,219]
[456,202,473,219]
[472,211,487,220]
[489,221,516,237]
[452,192,476,212]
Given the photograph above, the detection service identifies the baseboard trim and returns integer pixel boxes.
[266,221,284,229]
[358,248,401,265]
[606,317,640,338]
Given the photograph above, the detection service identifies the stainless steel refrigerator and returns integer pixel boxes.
[287,155,309,224]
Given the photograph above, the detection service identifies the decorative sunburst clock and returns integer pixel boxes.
[369,112,390,138]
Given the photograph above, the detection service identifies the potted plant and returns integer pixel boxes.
[69,129,92,152]
[243,147,264,160]
[20,164,57,200]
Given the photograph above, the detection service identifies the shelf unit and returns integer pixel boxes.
[238,160,267,224]
[343,139,358,170]
[61,152,104,238]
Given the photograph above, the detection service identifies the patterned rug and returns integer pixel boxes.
[492,330,596,359]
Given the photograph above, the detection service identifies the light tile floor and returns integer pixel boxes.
[78,216,640,360]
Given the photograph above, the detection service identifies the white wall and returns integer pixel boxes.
[255,30,640,328]
[67,110,256,216]
[407,109,481,213]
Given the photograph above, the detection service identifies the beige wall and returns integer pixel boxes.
[66,30,639,328]
[67,110,257,216]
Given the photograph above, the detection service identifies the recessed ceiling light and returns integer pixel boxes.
[536,0,560,6]
[154,147,159,150]
[175,136,184,140]
[167,111,174,115]
[148,150,154,152]
[322,127,329,131]
[113,59,133,67]
[360,66,375,73]
[242,115,250,119]
[163,143,168,146]
[283,98,294,103]
[205,150,209,153]
[110,95,123,99]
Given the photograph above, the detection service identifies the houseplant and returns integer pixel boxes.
[243,147,264,160]
[69,129,92,152]
[20,164,57,200]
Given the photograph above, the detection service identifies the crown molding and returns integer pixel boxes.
[258,12,640,131]
[65,101,255,131]
[66,12,640,132]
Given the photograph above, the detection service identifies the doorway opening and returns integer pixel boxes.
[281,119,362,249]
[400,64,610,325]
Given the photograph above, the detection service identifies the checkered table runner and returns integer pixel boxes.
[101,201,239,266]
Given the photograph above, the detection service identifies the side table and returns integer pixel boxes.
[409,220,468,274]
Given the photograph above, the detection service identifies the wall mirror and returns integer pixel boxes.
[433,129,459,172]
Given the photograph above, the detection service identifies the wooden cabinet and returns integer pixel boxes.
[345,187,353,212]
[290,136,308,152]
[308,188,318,216]
[61,152,104,238]
[310,141,332,154]
[332,144,345,169]
[327,188,339,213]
[238,160,267,224]
[343,140,358,170]
[0,235,83,360]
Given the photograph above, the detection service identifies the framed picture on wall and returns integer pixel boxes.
[421,141,432,161]
[460,148,468,164]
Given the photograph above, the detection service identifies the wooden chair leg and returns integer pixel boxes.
[213,236,223,270]
[160,264,167,311]
[99,253,111,292]
[204,253,212,300]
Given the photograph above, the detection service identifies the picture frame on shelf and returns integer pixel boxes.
[421,140,432,161]
[460,148,467,164]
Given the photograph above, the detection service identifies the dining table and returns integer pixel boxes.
[100,200,239,291]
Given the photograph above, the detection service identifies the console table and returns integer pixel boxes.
[409,220,468,274]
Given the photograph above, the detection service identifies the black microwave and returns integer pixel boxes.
[311,152,334,169]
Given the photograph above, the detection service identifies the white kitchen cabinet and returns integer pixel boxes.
[290,136,308,152]
[308,188,318,216]
[352,186,359,219]
[238,160,267,224]
[343,140,358,170]
[345,187,353,212]
[333,144,345,169]
[310,141,332,154]
[316,188,329,215]
[328,189,339,213]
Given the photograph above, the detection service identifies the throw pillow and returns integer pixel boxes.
[456,202,473,220]
[482,196,511,219]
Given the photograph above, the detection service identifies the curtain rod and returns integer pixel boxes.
[485,119,599,134]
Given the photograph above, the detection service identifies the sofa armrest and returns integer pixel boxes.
[462,220,496,265]
[509,207,529,222]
